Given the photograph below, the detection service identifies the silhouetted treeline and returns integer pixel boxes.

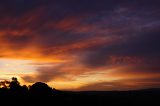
[0,77,160,106]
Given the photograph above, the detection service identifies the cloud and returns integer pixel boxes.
[0,0,160,90]
[77,78,160,91]
[22,65,67,83]
[81,29,160,68]
[76,81,136,91]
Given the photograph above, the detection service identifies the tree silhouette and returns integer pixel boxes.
[9,77,21,90]
[29,82,53,96]
[0,77,159,106]
[0,80,10,88]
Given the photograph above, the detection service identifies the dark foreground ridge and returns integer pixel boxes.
[0,77,160,106]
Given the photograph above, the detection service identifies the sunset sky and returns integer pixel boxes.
[0,0,160,91]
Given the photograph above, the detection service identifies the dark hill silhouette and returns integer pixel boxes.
[0,77,160,106]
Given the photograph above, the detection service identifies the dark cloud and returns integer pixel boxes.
[22,65,68,83]
[82,28,160,68]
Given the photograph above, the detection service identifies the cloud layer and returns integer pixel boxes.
[0,0,160,90]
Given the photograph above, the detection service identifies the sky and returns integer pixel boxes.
[0,0,160,91]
